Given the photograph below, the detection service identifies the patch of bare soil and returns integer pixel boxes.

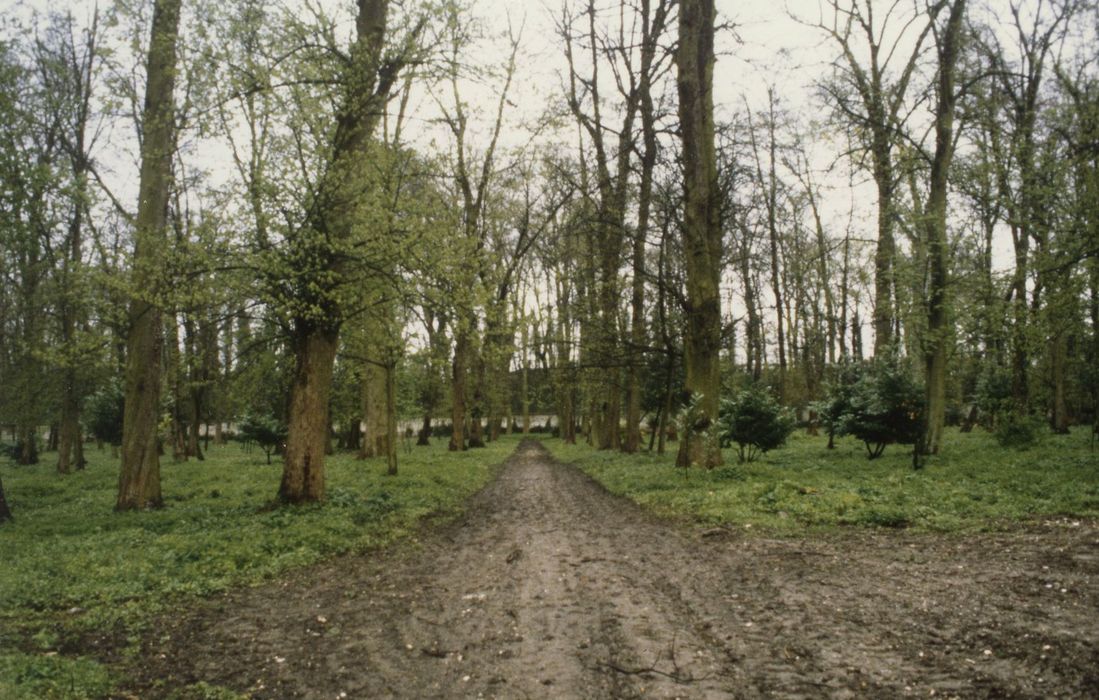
[127,440,1099,698]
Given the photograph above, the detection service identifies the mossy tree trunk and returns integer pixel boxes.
[278,0,407,502]
[921,0,966,456]
[676,0,723,469]
[117,0,182,511]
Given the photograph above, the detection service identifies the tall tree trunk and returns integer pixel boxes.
[449,326,469,451]
[922,0,966,456]
[57,385,82,473]
[1050,329,1070,433]
[676,0,722,468]
[1009,224,1030,412]
[15,427,38,465]
[385,358,398,474]
[468,341,487,448]
[278,0,399,502]
[520,312,531,435]
[759,90,787,398]
[280,328,337,502]
[624,0,665,453]
[360,358,386,458]
[0,471,11,524]
[117,0,182,510]
[871,140,897,355]
[624,224,646,453]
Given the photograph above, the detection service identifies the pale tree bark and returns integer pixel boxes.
[676,0,723,468]
[360,357,387,458]
[793,148,837,366]
[384,353,398,474]
[117,0,182,510]
[517,298,532,434]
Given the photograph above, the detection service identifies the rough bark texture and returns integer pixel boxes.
[871,137,897,355]
[922,0,966,456]
[279,329,338,503]
[359,359,386,459]
[676,0,723,468]
[117,0,182,510]
[279,0,396,502]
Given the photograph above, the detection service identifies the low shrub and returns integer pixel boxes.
[718,386,795,463]
[994,413,1046,450]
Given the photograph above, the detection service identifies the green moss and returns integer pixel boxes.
[0,437,516,698]
[546,428,1099,534]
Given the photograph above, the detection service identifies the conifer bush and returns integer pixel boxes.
[834,359,924,459]
[718,385,795,463]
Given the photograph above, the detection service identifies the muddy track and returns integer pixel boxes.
[132,440,1099,698]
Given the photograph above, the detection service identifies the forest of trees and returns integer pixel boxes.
[1,0,1097,512]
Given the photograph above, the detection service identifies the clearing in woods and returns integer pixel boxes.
[130,440,1098,698]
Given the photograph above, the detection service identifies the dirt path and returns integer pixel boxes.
[135,440,1099,699]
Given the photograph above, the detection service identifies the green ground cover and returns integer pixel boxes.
[0,436,516,699]
[546,427,1099,534]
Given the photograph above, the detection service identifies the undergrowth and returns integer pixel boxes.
[0,436,516,698]
[545,427,1099,534]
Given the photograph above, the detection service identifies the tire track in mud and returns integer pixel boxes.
[134,440,1099,699]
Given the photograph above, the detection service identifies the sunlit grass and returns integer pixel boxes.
[545,427,1099,534]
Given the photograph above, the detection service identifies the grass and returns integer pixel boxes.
[544,427,1099,534]
[0,435,518,699]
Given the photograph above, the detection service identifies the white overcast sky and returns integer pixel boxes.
[2,0,1037,279]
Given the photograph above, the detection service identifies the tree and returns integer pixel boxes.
[238,413,286,465]
[86,381,124,447]
[816,362,862,449]
[561,0,643,450]
[624,0,673,454]
[814,0,939,355]
[0,468,10,523]
[675,0,723,468]
[972,0,1079,414]
[838,358,924,460]
[917,0,967,455]
[277,0,418,502]
[718,385,795,462]
[433,4,520,452]
[35,8,103,474]
[117,0,183,511]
